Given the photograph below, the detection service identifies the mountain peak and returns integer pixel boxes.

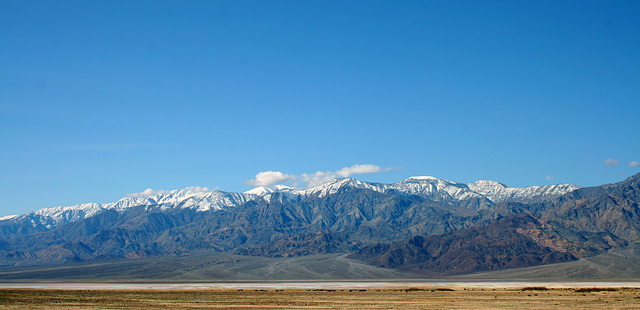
[0,214,19,221]
[468,180,509,188]
[404,176,459,184]
[402,176,465,187]
[468,181,580,204]
[407,176,439,181]
[300,177,383,198]
[244,184,294,196]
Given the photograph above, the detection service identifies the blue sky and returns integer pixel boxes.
[1,1,639,216]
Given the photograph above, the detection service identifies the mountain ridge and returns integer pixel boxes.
[0,176,580,236]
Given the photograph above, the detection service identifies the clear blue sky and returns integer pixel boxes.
[1,1,639,216]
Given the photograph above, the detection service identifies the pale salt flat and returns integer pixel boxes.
[1,281,639,290]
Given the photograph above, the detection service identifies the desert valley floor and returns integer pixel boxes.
[1,284,640,310]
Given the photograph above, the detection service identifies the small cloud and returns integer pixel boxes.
[604,158,619,167]
[546,175,555,181]
[181,186,210,194]
[335,164,396,177]
[245,164,401,188]
[126,188,169,198]
[244,171,297,187]
[300,164,400,188]
[300,171,340,188]
[628,161,640,167]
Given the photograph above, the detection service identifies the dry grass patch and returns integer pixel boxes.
[574,287,619,293]
[521,286,549,291]
[1,287,640,309]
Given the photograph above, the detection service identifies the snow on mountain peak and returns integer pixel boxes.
[242,176,579,205]
[4,187,254,230]
[469,180,508,188]
[467,180,580,204]
[407,176,439,181]
[393,177,580,205]
[0,214,18,221]
[394,176,481,201]
[125,186,210,199]
[244,184,293,196]
[299,178,387,198]
[115,187,252,212]
[3,176,580,233]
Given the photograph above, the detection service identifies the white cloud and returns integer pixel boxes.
[628,161,640,167]
[604,158,619,167]
[180,186,210,194]
[245,164,401,188]
[336,164,393,177]
[300,171,340,188]
[300,164,399,188]
[126,188,169,198]
[546,175,555,181]
[244,171,297,187]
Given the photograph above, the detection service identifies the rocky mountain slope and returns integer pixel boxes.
[347,214,625,275]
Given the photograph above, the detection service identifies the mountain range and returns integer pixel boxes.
[1,174,639,280]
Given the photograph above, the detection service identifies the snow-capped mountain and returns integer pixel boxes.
[1,187,255,233]
[467,180,580,204]
[238,176,581,218]
[299,178,387,198]
[389,176,580,204]
[390,176,485,203]
[247,176,579,206]
[119,187,253,212]
[242,178,386,202]
[1,177,579,233]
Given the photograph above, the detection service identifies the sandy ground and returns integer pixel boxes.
[1,287,640,309]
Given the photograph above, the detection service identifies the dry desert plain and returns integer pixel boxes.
[1,286,640,309]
